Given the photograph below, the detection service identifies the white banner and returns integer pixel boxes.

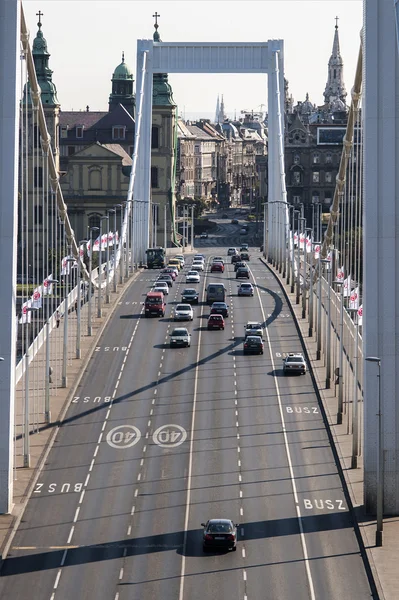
[357,304,363,326]
[343,275,352,298]
[349,287,359,309]
[314,244,320,260]
[43,274,53,296]
[293,231,298,247]
[61,255,77,275]
[31,286,42,309]
[299,233,305,250]
[336,266,344,282]
[19,300,32,324]
[306,237,312,253]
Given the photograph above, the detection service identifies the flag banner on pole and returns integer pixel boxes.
[306,237,312,253]
[43,274,53,296]
[61,255,77,275]
[336,266,344,282]
[293,231,298,247]
[299,234,305,250]
[343,275,352,297]
[314,244,320,259]
[19,300,32,324]
[349,287,359,309]
[79,244,86,258]
[31,286,42,309]
[357,304,363,326]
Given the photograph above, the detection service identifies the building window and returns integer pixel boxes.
[293,153,300,165]
[151,126,159,149]
[34,205,43,224]
[33,125,41,149]
[293,171,301,184]
[60,126,68,139]
[76,126,83,138]
[151,166,158,188]
[112,126,125,140]
[313,153,320,164]
[325,152,332,164]
[312,171,320,183]
[88,214,101,230]
[312,192,320,204]
[325,171,332,183]
[324,192,332,205]
[34,167,43,187]
[68,146,75,156]
[89,169,102,190]
[293,195,301,205]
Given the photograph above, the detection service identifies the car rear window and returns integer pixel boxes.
[208,522,232,533]
[286,356,302,363]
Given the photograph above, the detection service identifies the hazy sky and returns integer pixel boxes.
[23,0,363,119]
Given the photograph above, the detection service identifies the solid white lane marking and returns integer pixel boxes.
[253,265,316,600]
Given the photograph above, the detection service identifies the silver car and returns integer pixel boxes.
[169,327,191,348]
[283,353,307,375]
[238,283,254,296]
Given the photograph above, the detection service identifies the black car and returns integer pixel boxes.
[201,519,239,552]
[243,335,264,355]
[240,252,250,261]
[231,219,239,225]
[231,254,241,264]
[210,302,229,317]
[236,266,250,279]
[234,261,246,272]
[181,288,199,304]
[221,214,229,219]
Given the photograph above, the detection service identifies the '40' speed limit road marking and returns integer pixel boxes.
[153,424,187,448]
[106,425,141,449]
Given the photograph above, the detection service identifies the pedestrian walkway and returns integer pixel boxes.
[0,269,143,562]
[264,257,396,600]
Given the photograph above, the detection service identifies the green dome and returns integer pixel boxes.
[112,53,133,81]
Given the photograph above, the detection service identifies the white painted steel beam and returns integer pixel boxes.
[364,0,399,514]
[0,0,19,513]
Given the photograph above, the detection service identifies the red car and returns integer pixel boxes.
[161,268,177,280]
[207,314,225,330]
[211,262,224,273]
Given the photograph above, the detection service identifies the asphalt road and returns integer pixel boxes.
[0,213,375,599]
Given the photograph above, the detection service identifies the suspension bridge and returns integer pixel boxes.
[0,1,398,594]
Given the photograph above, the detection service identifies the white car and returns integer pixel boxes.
[192,262,204,272]
[174,303,194,321]
[174,255,185,267]
[194,254,205,262]
[186,271,200,283]
[153,283,169,295]
[169,327,191,348]
[212,256,224,265]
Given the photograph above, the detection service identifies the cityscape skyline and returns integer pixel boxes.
[23,1,363,118]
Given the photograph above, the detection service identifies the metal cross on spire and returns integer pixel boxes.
[153,11,160,30]
[335,15,339,29]
[36,10,44,27]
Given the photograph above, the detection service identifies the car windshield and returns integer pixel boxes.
[188,271,198,276]
[146,297,161,304]
[241,284,251,288]
[176,304,191,311]
[183,289,196,295]
[208,522,232,533]
[172,329,188,336]
[247,323,261,329]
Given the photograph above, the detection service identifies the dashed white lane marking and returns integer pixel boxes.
[119,568,124,580]
[242,548,246,558]
[243,570,247,581]
[73,507,80,523]
[127,525,132,536]
[67,526,74,544]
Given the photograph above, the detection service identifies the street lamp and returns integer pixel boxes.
[302,226,312,319]
[291,210,299,293]
[347,307,360,469]
[88,227,99,336]
[321,258,332,387]
[113,204,122,291]
[76,240,88,359]
[365,356,383,547]
[334,279,345,424]
[297,217,306,305]
[45,277,59,423]
[23,306,39,466]
[62,255,76,388]
[98,215,109,317]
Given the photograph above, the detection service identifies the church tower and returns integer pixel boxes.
[108,52,135,117]
[151,13,178,247]
[323,17,347,106]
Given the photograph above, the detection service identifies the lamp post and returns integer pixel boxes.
[88,226,99,336]
[325,263,332,389]
[62,255,76,388]
[348,307,360,468]
[98,216,108,317]
[125,201,132,279]
[287,205,294,286]
[291,210,299,293]
[44,277,59,423]
[297,217,305,305]
[118,203,125,284]
[365,356,383,547]
[302,226,311,319]
[76,240,87,359]
[316,253,325,360]
[335,279,344,424]
[107,209,117,293]
[23,307,39,466]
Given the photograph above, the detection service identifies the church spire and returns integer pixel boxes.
[25,12,60,106]
[215,95,220,124]
[151,13,175,106]
[323,16,347,105]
